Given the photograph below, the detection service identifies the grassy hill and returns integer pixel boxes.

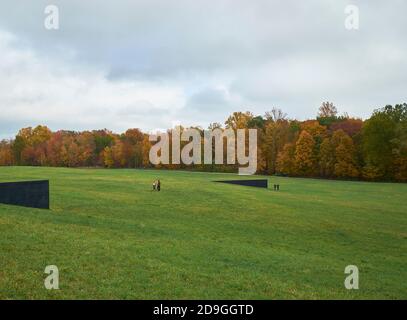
[0,166,406,299]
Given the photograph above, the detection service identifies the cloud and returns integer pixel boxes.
[0,30,185,138]
[0,0,406,137]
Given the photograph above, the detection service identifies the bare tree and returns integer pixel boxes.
[265,108,287,122]
[318,102,338,118]
[208,122,222,130]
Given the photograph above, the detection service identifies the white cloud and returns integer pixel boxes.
[0,30,186,138]
[0,0,406,138]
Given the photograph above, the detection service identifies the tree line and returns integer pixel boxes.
[0,102,406,182]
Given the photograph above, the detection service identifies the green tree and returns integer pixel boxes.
[362,105,405,180]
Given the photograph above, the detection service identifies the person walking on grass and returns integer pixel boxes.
[152,179,161,191]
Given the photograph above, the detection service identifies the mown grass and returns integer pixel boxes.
[0,166,406,299]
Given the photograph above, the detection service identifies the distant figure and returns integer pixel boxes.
[157,180,161,192]
[273,184,277,191]
[152,180,157,191]
[277,184,280,191]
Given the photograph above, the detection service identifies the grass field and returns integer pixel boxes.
[0,166,406,299]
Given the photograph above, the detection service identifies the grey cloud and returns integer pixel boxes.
[186,88,231,111]
[0,0,406,135]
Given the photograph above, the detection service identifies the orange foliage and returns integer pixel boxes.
[1,103,406,182]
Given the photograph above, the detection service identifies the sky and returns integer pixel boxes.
[0,0,406,139]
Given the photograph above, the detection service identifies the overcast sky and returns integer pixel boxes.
[0,0,406,138]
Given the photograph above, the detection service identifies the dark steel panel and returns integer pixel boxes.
[214,179,268,188]
[0,180,49,209]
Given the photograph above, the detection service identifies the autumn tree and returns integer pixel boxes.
[332,130,359,178]
[12,135,26,165]
[76,131,96,166]
[121,128,144,167]
[1,103,405,182]
[276,143,296,175]
[262,119,290,174]
[103,140,125,168]
[294,130,316,176]
[142,134,152,168]
[13,125,51,165]
[93,130,115,165]
[319,137,335,177]
[225,111,253,130]
[0,140,14,165]
[255,108,289,174]
[46,131,65,166]
[330,118,363,137]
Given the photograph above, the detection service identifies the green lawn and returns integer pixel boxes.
[0,166,406,299]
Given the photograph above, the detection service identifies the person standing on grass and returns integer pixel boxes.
[152,180,157,191]
[157,180,161,191]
